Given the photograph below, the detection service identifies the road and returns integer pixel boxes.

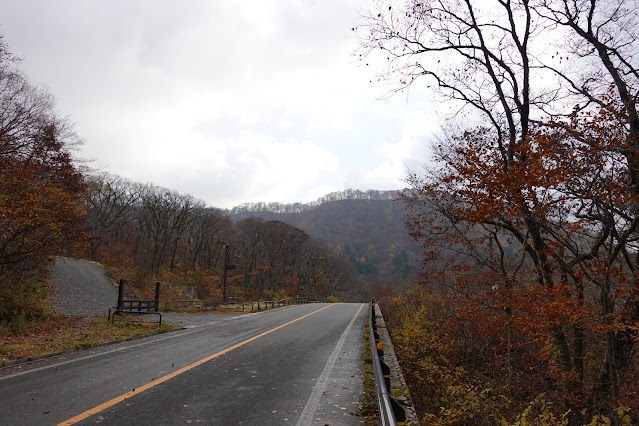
[0,303,366,425]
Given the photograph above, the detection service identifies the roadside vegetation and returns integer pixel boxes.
[0,315,177,364]
[359,316,381,425]
[381,288,633,425]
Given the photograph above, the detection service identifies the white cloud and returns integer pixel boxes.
[0,0,437,209]
[341,105,437,190]
[117,131,340,208]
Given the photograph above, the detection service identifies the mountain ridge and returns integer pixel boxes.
[228,189,400,214]
[230,190,421,289]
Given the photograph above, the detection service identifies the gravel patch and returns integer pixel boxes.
[48,258,118,317]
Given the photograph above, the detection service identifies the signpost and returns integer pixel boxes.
[222,244,236,304]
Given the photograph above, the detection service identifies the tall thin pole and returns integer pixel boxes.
[154,282,161,312]
[117,279,124,309]
[223,244,229,304]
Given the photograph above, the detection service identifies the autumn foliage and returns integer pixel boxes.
[0,38,86,323]
[356,0,639,423]
[82,172,357,303]
[393,99,639,423]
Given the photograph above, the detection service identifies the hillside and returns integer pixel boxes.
[230,191,421,288]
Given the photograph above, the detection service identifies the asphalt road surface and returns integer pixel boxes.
[0,303,366,425]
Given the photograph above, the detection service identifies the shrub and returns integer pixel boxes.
[0,269,52,331]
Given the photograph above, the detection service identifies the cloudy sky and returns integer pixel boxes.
[1,0,436,208]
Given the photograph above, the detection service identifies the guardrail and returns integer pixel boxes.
[250,298,296,312]
[370,298,406,426]
[164,300,206,310]
[210,301,245,312]
[162,295,321,313]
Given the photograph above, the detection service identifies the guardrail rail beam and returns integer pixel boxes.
[370,297,407,426]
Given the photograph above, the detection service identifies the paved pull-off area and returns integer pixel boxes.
[49,258,119,317]
[0,303,367,425]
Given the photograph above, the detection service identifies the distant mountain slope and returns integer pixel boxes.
[231,194,421,284]
[230,189,398,215]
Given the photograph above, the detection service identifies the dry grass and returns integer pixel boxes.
[0,315,178,364]
[360,317,381,425]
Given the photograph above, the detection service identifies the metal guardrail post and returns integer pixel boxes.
[370,298,407,426]
[249,297,306,312]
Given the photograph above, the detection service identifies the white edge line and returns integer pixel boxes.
[0,328,203,381]
[296,303,365,426]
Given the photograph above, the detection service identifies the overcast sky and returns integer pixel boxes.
[0,0,436,209]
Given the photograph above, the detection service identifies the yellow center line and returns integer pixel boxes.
[57,304,335,426]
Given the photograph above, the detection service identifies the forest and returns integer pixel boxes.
[231,192,422,294]
[355,0,639,424]
[0,37,86,324]
[84,173,358,302]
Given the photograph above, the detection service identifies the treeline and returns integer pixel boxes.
[86,173,355,301]
[231,196,422,294]
[230,189,397,214]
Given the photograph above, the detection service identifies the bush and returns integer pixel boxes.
[326,294,340,303]
[383,287,639,425]
[0,269,52,332]
[388,302,491,425]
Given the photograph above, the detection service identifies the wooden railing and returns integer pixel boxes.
[108,280,162,325]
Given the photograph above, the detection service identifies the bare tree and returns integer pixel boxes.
[357,0,639,417]
[183,207,232,271]
[137,185,203,274]
[85,173,140,259]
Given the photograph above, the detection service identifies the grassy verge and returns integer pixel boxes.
[0,315,179,364]
[360,315,381,425]
[163,302,247,313]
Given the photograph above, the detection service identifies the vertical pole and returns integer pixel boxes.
[154,282,161,312]
[118,279,124,309]
[223,245,229,304]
